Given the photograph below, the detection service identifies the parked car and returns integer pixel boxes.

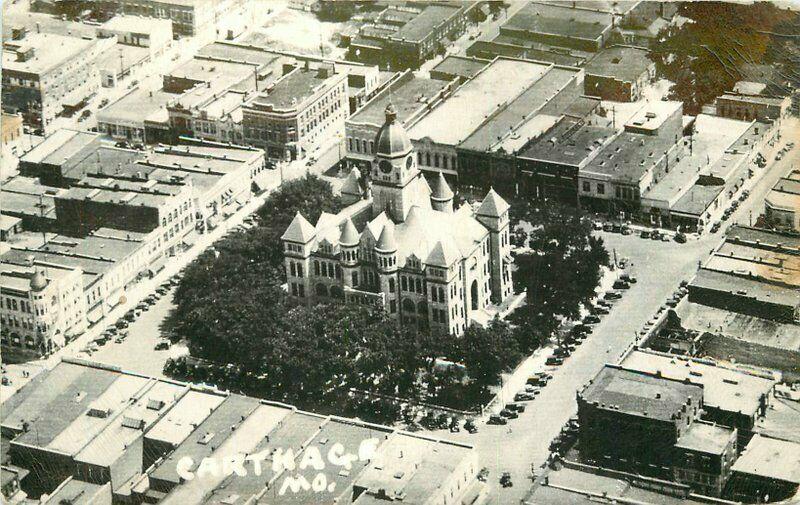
[508,402,526,413]
[592,221,603,230]
[115,319,129,329]
[621,224,632,235]
[500,408,518,419]
[154,340,170,350]
[464,419,478,434]
[640,230,651,239]
[620,273,637,284]
[524,384,541,394]
[711,222,721,233]
[674,232,687,244]
[604,291,623,300]
[650,230,661,240]
[583,314,601,324]
[603,222,613,232]
[514,392,535,401]
[488,414,507,425]
[124,310,137,322]
[500,472,513,488]
[591,305,610,315]
[546,356,565,366]
[99,98,109,108]
[612,280,630,290]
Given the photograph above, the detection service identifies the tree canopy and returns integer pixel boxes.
[650,2,799,115]
[508,200,609,350]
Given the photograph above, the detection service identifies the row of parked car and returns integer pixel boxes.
[710,189,751,233]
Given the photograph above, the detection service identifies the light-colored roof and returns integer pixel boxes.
[426,238,461,267]
[376,221,397,252]
[408,58,551,146]
[477,188,509,218]
[145,390,227,446]
[732,435,800,484]
[282,212,316,243]
[341,168,362,196]
[675,422,735,455]
[621,350,775,416]
[339,218,359,246]
[431,172,454,201]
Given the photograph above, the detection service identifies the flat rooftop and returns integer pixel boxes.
[430,55,489,81]
[247,66,343,110]
[145,390,227,447]
[395,5,461,42]
[75,380,187,468]
[727,225,800,252]
[642,115,751,206]
[202,411,324,504]
[408,58,551,146]
[41,233,146,262]
[160,403,293,505]
[349,73,449,126]
[579,365,703,422]
[459,66,580,152]
[469,37,588,67]
[2,362,121,450]
[581,129,677,183]
[732,434,800,484]
[503,2,613,42]
[1,190,56,219]
[148,394,261,485]
[670,183,724,217]
[690,268,800,308]
[167,57,257,90]
[100,15,172,35]
[623,100,683,133]
[585,45,652,82]
[676,422,735,455]
[270,419,391,504]
[41,478,109,505]
[621,350,775,417]
[1,247,115,278]
[708,242,799,288]
[19,129,102,166]
[518,116,615,167]
[97,87,173,126]
[2,33,96,75]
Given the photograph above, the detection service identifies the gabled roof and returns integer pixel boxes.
[426,237,461,267]
[376,222,397,252]
[339,218,359,246]
[477,188,509,218]
[431,172,454,201]
[281,212,316,243]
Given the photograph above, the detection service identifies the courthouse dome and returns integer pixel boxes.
[375,103,412,157]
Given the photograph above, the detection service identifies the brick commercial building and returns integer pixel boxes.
[715,93,791,122]
[242,63,349,161]
[728,435,800,503]
[1,33,105,132]
[764,170,800,232]
[584,45,655,102]
[349,3,478,69]
[688,227,800,323]
[500,2,614,53]
[672,421,738,497]
[578,101,684,216]
[577,364,704,477]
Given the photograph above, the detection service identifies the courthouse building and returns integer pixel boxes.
[282,104,513,335]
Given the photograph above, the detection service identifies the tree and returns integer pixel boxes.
[509,200,609,351]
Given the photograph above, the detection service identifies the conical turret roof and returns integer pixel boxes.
[339,218,359,246]
[431,172,454,201]
[426,237,461,267]
[341,168,362,196]
[376,222,397,252]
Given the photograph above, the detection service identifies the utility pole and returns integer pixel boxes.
[612,105,616,129]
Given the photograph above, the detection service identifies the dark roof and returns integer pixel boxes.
[349,72,449,126]
[518,117,615,167]
[585,45,653,82]
[690,269,800,308]
[670,184,724,217]
[430,55,489,81]
[394,5,461,42]
[504,2,612,41]
[247,67,342,110]
[579,365,703,422]
[581,130,677,183]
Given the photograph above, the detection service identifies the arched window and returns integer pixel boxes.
[426,152,431,166]
[369,141,374,153]
[418,152,423,164]
[389,278,395,292]
[314,260,320,276]
[417,301,428,315]
[402,298,416,313]
[401,276,407,291]
[415,278,422,293]
[442,156,448,169]
[316,283,328,297]
[470,280,478,311]
[434,153,440,168]
[438,287,445,301]
[330,286,343,299]
[352,272,359,286]
[362,140,367,153]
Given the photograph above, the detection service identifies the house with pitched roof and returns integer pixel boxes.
[282,104,513,335]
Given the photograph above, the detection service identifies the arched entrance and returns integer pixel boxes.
[471,280,478,310]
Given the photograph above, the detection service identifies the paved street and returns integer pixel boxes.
[80,285,186,378]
